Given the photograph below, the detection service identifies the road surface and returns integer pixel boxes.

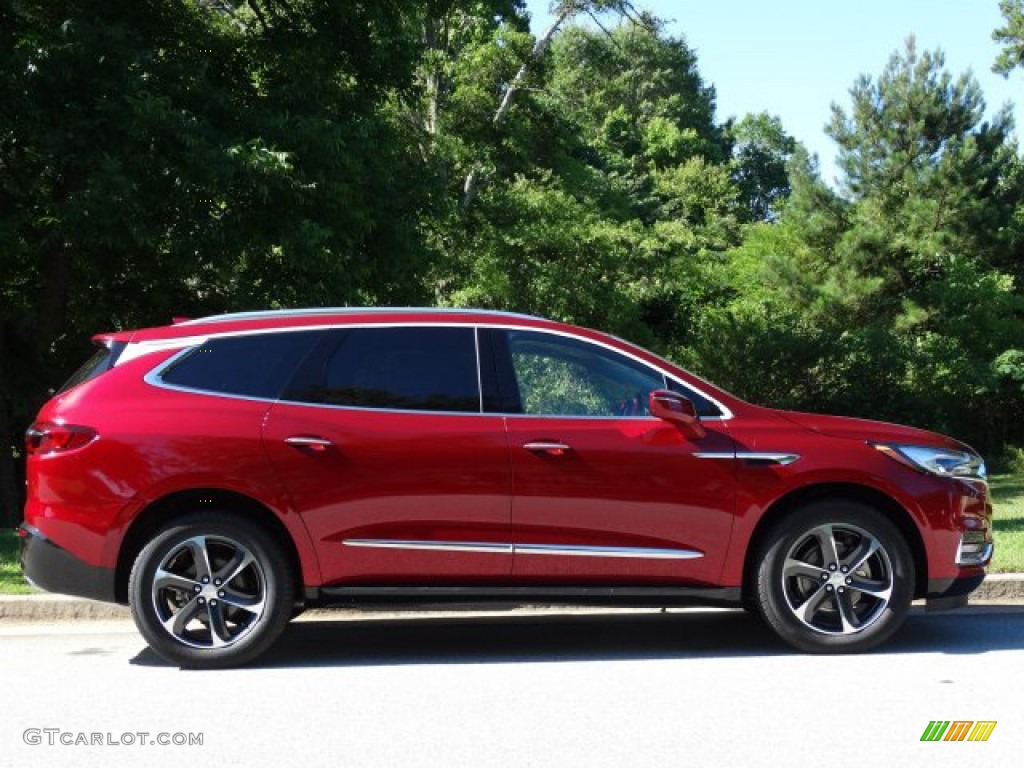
[1,605,1022,767]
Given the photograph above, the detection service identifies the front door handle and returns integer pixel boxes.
[523,441,571,456]
[284,436,333,453]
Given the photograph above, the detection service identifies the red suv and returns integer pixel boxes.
[20,308,992,667]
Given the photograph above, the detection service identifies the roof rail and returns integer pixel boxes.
[175,307,544,326]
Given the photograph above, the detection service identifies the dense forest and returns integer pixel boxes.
[2,0,1024,524]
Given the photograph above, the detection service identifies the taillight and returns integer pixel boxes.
[25,422,98,455]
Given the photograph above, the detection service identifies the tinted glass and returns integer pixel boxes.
[506,331,664,417]
[57,343,124,394]
[666,378,720,418]
[160,331,322,399]
[286,327,480,412]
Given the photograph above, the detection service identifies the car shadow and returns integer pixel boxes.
[129,604,1024,669]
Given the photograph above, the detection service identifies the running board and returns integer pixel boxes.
[306,584,742,609]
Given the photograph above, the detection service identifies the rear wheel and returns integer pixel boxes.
[128,511,294,668]
[755,500,914,653]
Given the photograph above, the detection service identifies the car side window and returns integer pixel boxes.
[283,326,480,413]
[505,331,665,417]
[158,330,323,399]
[666,378,721,418]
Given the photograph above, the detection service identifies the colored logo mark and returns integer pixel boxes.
[921,721,997,742]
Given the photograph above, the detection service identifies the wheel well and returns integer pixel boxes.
[115,489,303,605]
[741,483,928,602]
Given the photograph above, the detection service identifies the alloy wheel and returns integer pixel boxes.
[151,534,267,649]
[780,522,894,636]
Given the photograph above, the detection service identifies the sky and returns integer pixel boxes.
[524,0,1024,185]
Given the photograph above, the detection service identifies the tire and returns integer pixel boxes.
[754,499,914,653]
[128,511,294,669]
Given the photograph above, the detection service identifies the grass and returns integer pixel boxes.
[990,473,1024,573]
[0,529,35,594]
[0,473,1022,594]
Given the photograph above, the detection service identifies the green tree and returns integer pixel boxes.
[726,113,797,222]
[994,0,1024,75]
[830,38,1022,281]
[0,0,436,524]
[708,39,1024,452]
[430,15,743,356]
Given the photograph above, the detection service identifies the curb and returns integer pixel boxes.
[2,574,1023,622]
[969,573,1024,603]
[0,593,130,622]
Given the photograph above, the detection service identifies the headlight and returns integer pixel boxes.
[871,443,986,480]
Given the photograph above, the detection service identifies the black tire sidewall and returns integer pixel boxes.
[756,500,914,653]
[128,511,294,669]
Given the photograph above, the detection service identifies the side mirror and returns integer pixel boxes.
[649,389,706,439]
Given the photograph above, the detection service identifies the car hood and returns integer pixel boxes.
[775,410,969,451]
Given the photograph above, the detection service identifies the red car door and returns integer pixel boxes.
[263,326,512,585]
[485,328,737,585]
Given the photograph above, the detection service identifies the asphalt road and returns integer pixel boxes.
[2,605,1022,768]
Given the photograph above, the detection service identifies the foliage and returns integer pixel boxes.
[1003,444,1024,475]
[705,39,1024,454]
[1,4,1023,525]
[0,530,34,593]
[0,0,437,522]
[990,473,1024,573]
[430,17,746,360]
[726,113,797,221]
[994,0,1024,76]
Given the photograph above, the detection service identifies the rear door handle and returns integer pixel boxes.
[523,441,571,456]
[284,436,333,452]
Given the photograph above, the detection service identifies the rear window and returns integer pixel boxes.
[57,342,125,395]
[158,331,322,399]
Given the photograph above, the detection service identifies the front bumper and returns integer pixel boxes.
[19,524,117,603]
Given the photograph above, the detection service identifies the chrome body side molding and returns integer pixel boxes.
[344,540,513,554]
[343,539,703,560]
[514,543,702,560]
[694,452,800,466]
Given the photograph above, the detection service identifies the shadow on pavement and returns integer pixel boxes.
[264,609,780,668]
[129,604,1024,669]
[892,605,1024,655]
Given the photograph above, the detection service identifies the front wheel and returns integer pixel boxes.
[754,500,914,653]
[128,511,294,668]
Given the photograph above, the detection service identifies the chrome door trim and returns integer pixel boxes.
[342,539,703,560]
[514,543,703,560]
[694,452,800,465]
[343,539,513,554]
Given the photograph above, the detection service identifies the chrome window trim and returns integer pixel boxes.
[142,325,489,416]
[342,539,703,560]
[491,325,732,419]
[504,412,725,422]
[139,321,734,420]
[142,346,286,406]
